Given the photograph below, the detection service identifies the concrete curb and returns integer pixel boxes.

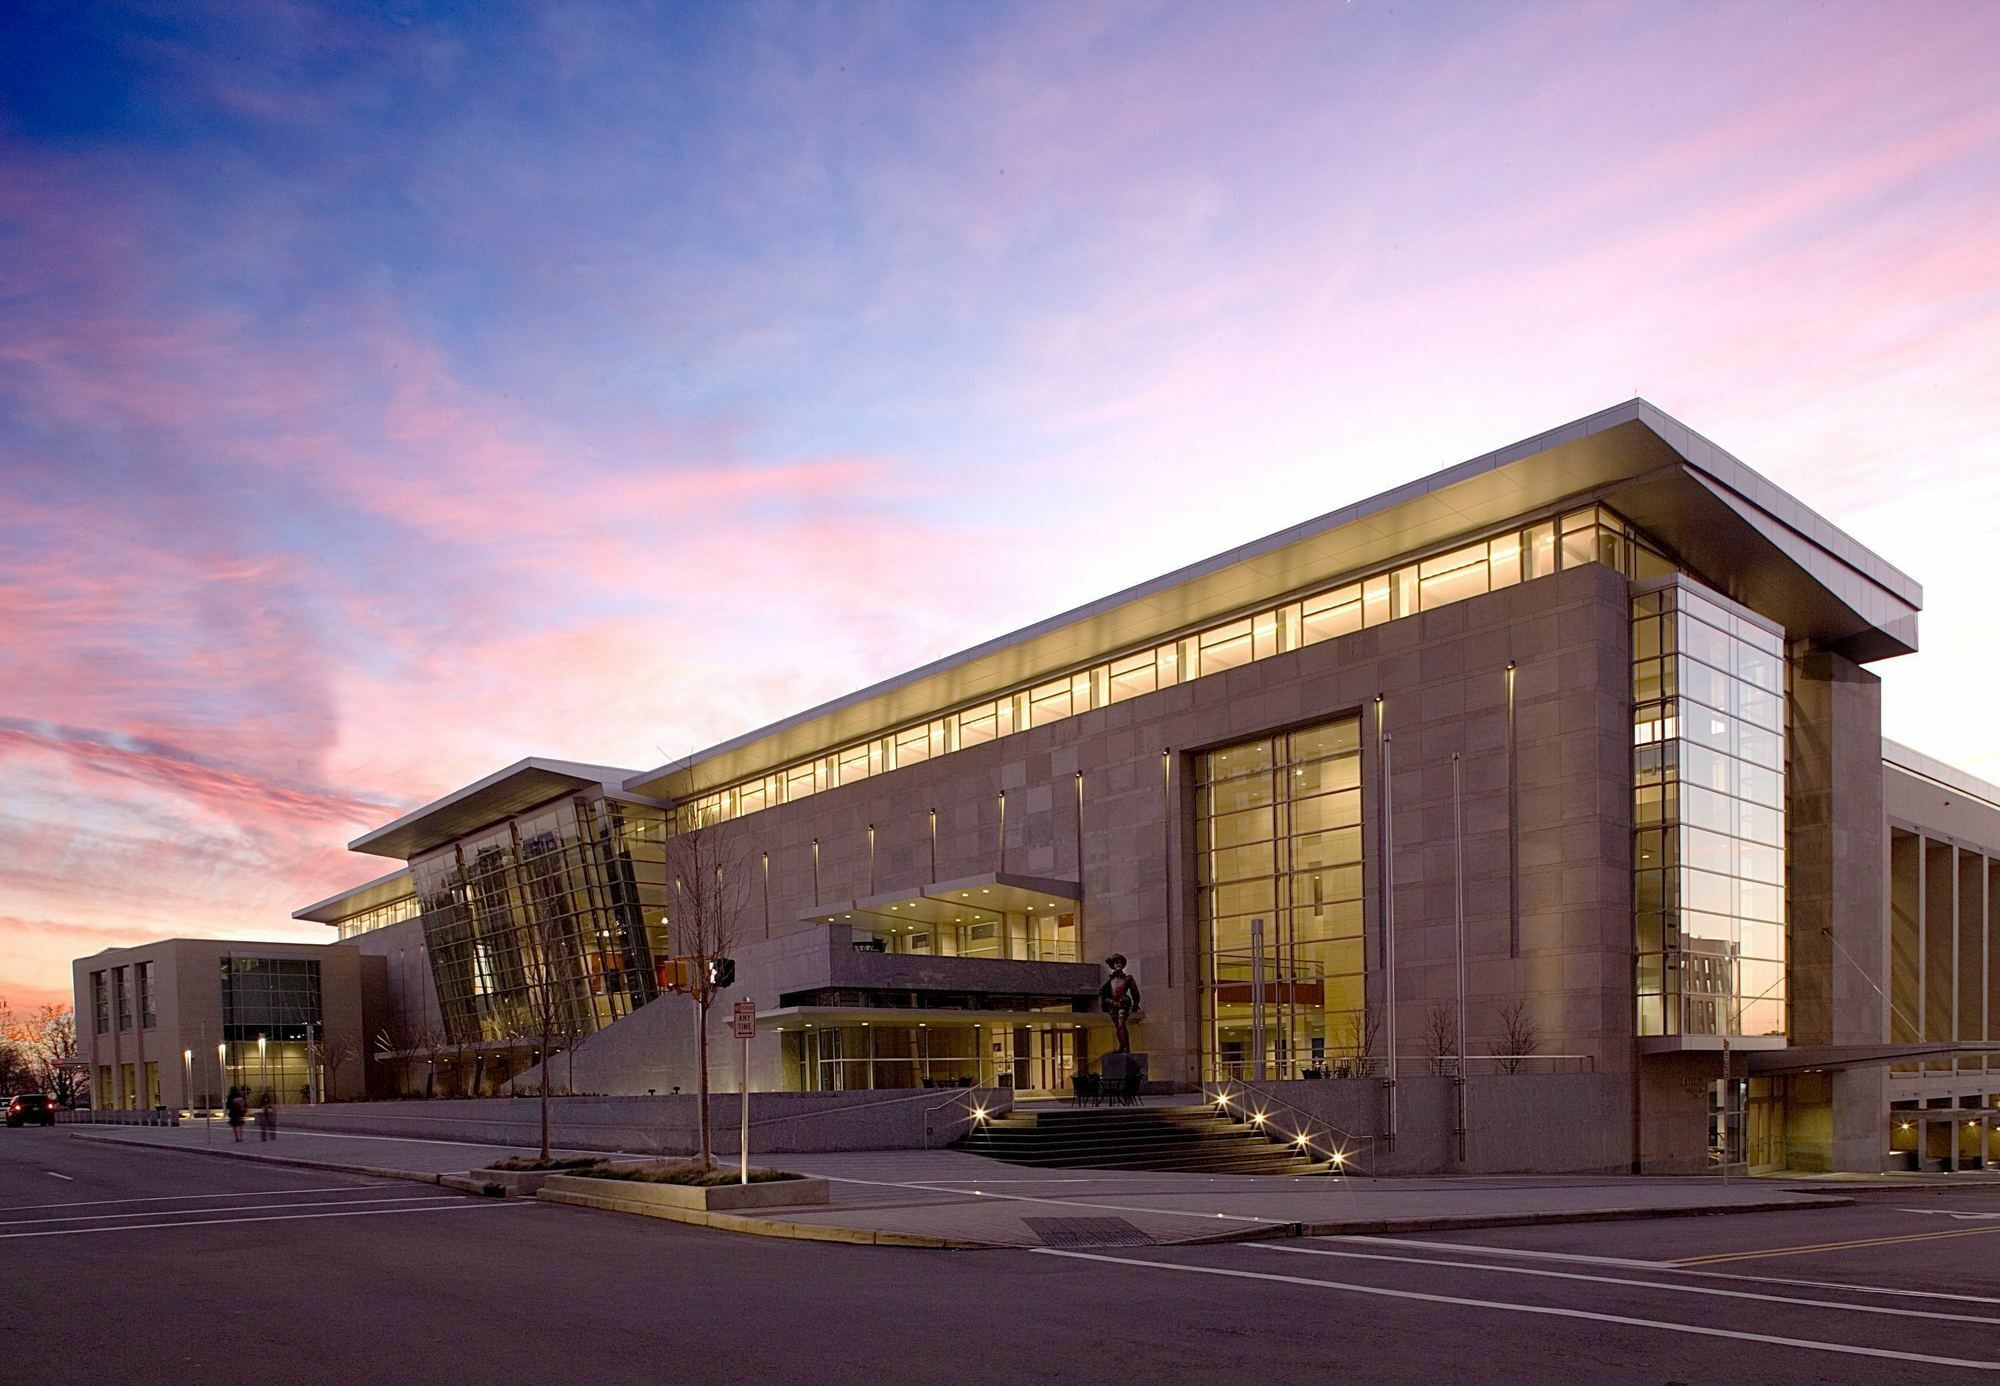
[69,1131,1857,1251]
[1280,1195,1855,1239]
[537,1186,971,1248]
[66,1131,483,1193]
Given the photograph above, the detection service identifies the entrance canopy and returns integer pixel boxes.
[1749,1041,2000,1074]
[798,872,1081,932]
[760,1005,1110,1029]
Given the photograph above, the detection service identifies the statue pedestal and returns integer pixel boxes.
[1100,1051,1149,1087]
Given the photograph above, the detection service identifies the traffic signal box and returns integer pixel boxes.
[655,956,736,994]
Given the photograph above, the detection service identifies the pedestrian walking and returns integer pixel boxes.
[258,1091,277,1142]
[226,1086,247,1142]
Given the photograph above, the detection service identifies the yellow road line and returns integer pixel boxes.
[1676,1222,2000,1265]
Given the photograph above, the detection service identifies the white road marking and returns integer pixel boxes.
[44,1172,74,1181]
[1895,1208,2000,1220]
[1,1194,455,1228]
[0,1200,536,1240]
[1349,1235,2000,1308]
[1027,1248,2000,1371]
[1330,1236,1674,1269]
[1256,1243,2000,1325]
[0,1184,397,1213]
[812,1174,1277,1226]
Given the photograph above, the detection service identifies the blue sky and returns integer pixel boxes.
[5,0,2000,1005]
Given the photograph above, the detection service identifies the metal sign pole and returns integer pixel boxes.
[1250,917,1266,1082]
[732,1000,757,1184]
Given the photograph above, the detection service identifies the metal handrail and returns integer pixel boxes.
[1212,1054,1597,1079]
[921,1085,1005,1149]
[749,1082,1001,1132]
[1204,1079,1373,1174]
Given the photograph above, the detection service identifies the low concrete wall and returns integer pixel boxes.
[273,1087,1012,1155]
[543,1172,830,1212]
[56,1109,182,1127]
[1224,1072,1632,1175]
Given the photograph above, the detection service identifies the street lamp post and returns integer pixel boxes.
[181,1049,192,1117]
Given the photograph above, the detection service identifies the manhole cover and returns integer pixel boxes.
[1024,1217,1155,1247]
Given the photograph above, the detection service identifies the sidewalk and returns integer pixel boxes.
[70,1124,1860,1249]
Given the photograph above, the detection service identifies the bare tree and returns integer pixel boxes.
[510,924,580,1160]
[396,1022,449,1098]
[663,816,748,1168]
[3,1002,82,1105]
[318,1032,357,1100]
[1487,1000,1542,1074]
[1422,1002,1459,1076]
[1332,1004,1382,1075]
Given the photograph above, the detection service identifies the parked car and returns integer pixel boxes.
[7,1094,55,1127]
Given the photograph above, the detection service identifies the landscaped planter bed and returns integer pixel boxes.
[542,1169,829,1213]
[473,1155,605,1196]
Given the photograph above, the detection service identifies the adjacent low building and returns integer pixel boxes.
[71,938,373,1109]
[76,399,2000,1172]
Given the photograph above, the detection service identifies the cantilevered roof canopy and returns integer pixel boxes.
[627,399,1921,801]
[350,758,653,860]
[292,867,415,924]
[799,873,1082,930]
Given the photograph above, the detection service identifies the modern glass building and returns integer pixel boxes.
[215,399,1998,1172]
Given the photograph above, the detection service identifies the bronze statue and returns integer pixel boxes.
[1100,954,1141,1053]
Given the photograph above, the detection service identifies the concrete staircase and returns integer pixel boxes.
[953,1103,1328,1175]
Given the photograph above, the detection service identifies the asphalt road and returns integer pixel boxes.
[6,1129,2000,1384]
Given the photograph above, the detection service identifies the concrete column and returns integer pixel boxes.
[1788,650,1888,1172]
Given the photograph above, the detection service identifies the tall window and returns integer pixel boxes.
[138,961,156,1029]
[91,972,109,1035]
[1196,716,1365,1080]
[1633,580,1787,1038]
[115,967,133,1032]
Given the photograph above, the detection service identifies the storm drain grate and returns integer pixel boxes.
[1024,1217,1155,1248]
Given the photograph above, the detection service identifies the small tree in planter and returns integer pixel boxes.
[318,1032,357,1100]
[1422,1003,1459,1077]
[662,814,748,1169]
[1487,1000,1542,1074]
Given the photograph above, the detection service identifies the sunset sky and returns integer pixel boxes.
[5,0,2000,1011]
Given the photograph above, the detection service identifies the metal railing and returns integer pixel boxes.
[921,1085,1008,1148]
[55,1108,182,1126]
[1209,1053,1596,1081]
[1203,1079,1374,1175]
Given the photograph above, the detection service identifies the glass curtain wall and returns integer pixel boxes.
[1197,716,1365,1080]
[1633,580,1788,1038]
[783,1023,1077,1091]
[220,956,320,1104]
[417,796,671,1046]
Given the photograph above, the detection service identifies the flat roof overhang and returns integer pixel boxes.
[350,758,659,861]
[758,1005,1110,1029]
[800,872,1082,930]
[1749,1041,2000,1075]
[1639,1035,1790,1056]
[292,867,416,924]
[628,399,1921,801]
